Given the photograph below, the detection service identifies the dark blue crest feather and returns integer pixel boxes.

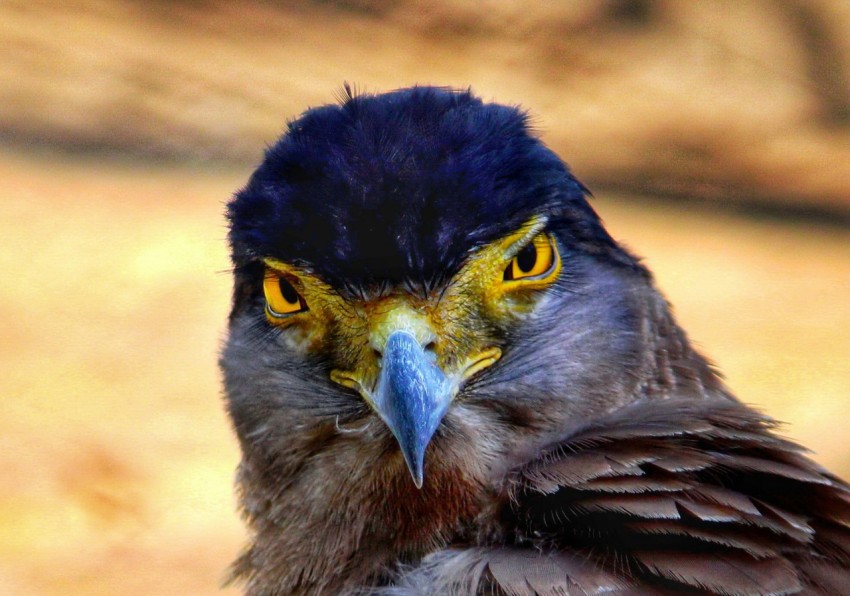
[228,86,628,293]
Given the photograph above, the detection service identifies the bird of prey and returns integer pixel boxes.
[222,86,850,594]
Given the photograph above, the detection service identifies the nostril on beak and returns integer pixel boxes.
[372,336,436,358]
[423,340,438,364]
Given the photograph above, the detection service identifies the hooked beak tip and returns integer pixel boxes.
[398,432,427,489]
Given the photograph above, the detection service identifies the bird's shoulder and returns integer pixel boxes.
[386,397,850,595]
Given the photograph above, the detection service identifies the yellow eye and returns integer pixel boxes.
[503,233,559,283]
[263,271,308,318]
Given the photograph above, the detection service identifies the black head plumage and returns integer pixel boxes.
[228,86,625,293]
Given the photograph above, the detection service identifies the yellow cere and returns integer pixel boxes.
[260,216,562,402]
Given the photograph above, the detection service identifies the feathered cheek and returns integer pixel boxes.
[277,323,321,355]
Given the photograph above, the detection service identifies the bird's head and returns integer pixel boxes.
[224,86,653,489]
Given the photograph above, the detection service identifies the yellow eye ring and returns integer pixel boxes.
[503,233,560,285]
[263,271,308,318]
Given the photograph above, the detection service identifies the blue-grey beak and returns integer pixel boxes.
[372,330,454,488]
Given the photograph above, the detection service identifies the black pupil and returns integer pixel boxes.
[278,278,300,305]
[516,242,538,273]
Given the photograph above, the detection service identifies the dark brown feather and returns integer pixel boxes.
[633,551,801,595]
[490,397,850,595]
[481,547,634,595]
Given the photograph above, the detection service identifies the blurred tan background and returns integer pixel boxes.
[2,1,849,594]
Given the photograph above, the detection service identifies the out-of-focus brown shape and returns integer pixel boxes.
[778,0,850,126]
[1,0,849,214]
